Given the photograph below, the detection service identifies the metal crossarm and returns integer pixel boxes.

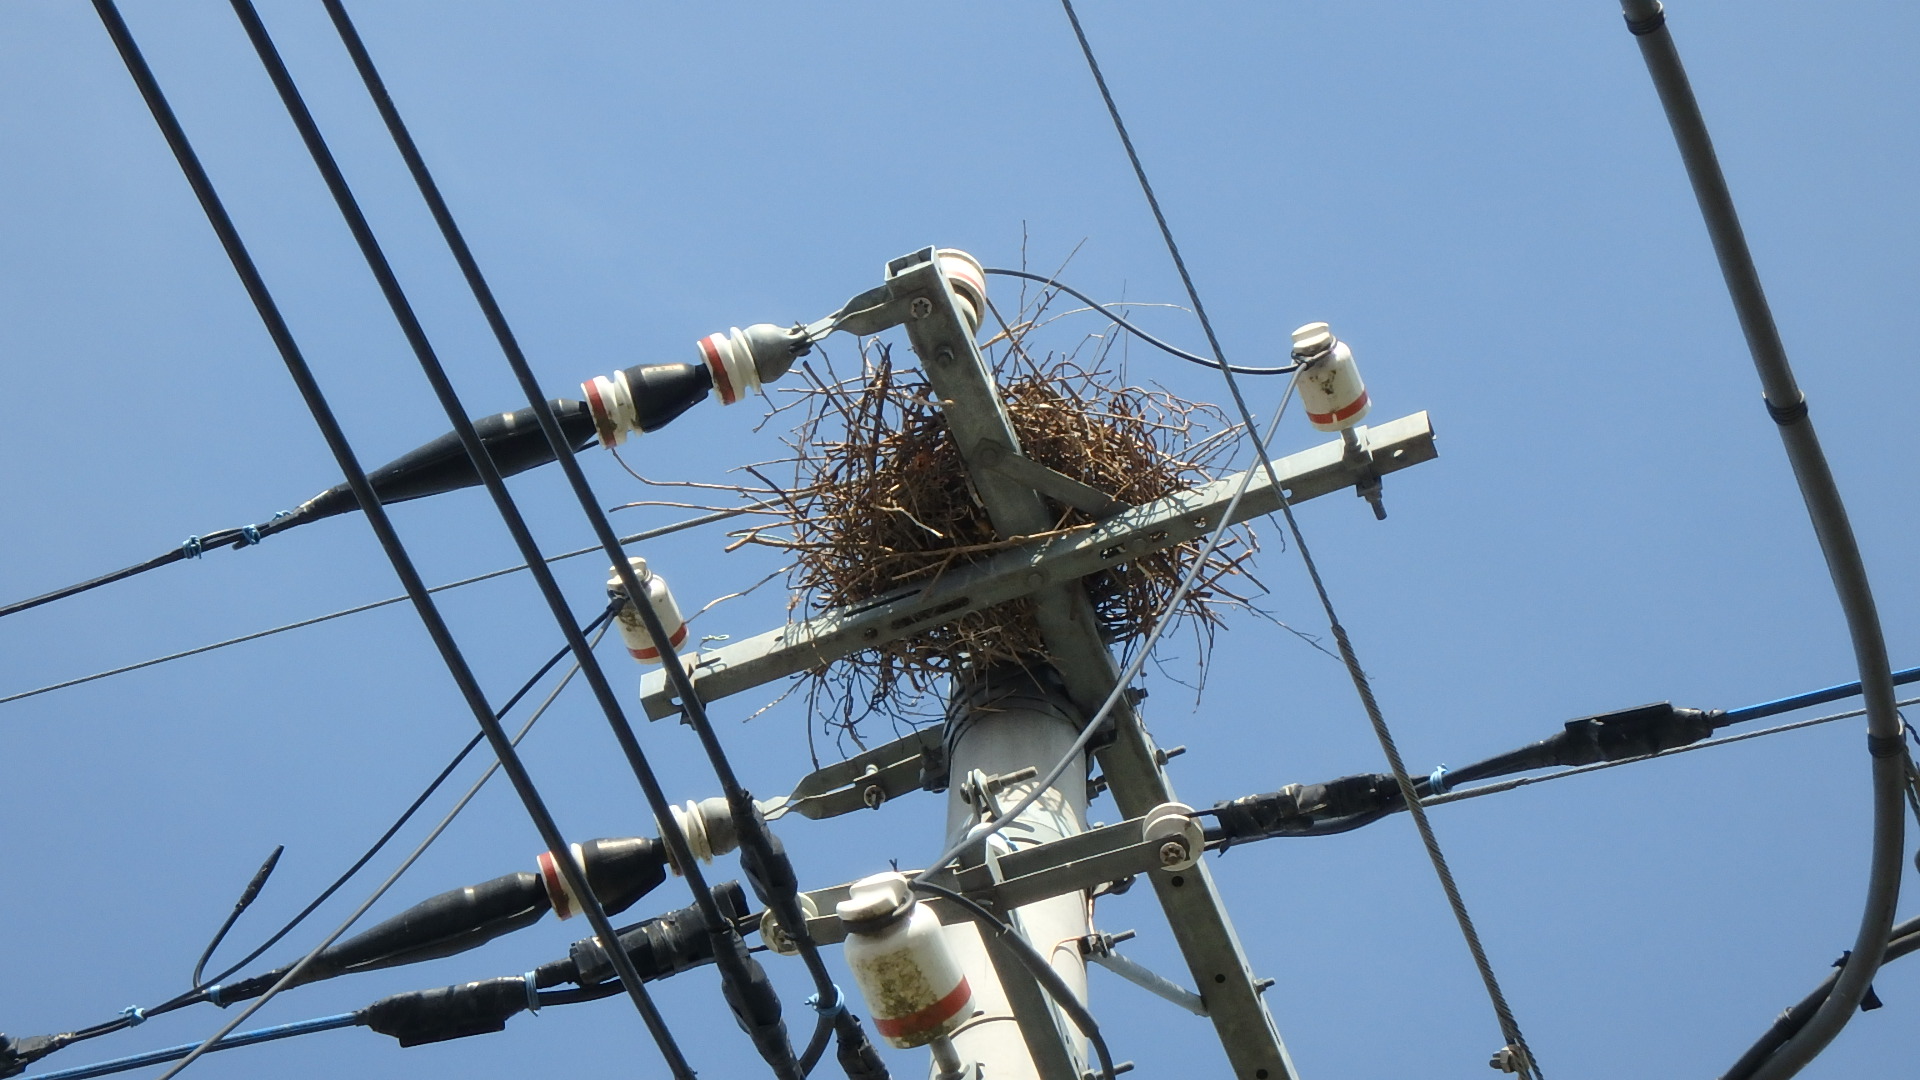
[638,410,1434,720]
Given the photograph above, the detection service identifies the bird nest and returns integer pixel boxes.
[722,333,1257,734]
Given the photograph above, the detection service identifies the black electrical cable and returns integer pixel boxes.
[982,267,1297,376]
[908,881,1119,1079]
[1721,916,1920,1080]
[13,604,622,1075]
[189,845,283,991]
[316,5,886,1077]
[227,3,784,1075]
[89,5,689,1076]
[186,603,619,996]
[0,525,284,623]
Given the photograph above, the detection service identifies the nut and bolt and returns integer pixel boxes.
[1158,840,1188,868]
[908,296,933,319]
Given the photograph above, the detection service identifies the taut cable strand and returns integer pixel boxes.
[1057,2,1542,1074]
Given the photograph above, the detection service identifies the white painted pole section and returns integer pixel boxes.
[941,670,1091,1080]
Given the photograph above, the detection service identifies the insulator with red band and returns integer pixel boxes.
[838,872,973,1048]
[1291,321,1372,432]
[608,557,687,665]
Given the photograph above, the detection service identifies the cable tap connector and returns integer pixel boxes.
[1290,321,1371,432]
[608,557,687,665]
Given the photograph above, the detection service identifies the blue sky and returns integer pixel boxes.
[2,3,1917,1078]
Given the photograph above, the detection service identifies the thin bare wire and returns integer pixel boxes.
[1057,2,1542,1073]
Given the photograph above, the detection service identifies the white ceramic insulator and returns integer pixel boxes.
[837,872,974,1048]
[935,248,986,333]
[581,369,641,448]
[697,327,761,406]
[608,557,687,665]
[1292,321,1371,432]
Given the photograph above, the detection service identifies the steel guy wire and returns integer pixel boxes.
[317,4,886,1074]
[89,3,690,1072]
[1057,2,1543,1073]
[0,507,758,710]
[149,619,614,1080]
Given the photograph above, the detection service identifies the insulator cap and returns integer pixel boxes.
[699,323,806,406]
[837,873,973,1048]
[1291,321,1371,431]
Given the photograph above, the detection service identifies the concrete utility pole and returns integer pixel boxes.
[642,247,1437,1080]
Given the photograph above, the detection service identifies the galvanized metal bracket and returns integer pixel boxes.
[760,726,946,821]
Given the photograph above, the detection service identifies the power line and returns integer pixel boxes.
[0,507,754,710]
[981,267,1298,376]
[139,614,614,1080]
[88,3,690,1074]
[316,2,889,1074]
[1424,697,1920,808]
[1055,3,1543,1074]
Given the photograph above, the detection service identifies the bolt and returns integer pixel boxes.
[862,784,886,810]
[1026,570,1045,587]
[1158,840,1188,868]
[908,296,933,319]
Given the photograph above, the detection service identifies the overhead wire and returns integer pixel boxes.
[0,507,757,710]
[137,610,621,1080]
[1055,2,1544,1074]
[88,3,690,1075]
[28,612,613,1071]
[981,267,1297,375]
[316,3,885,1075]
[1424,698,1920,809]
[1616,7,1905,1078]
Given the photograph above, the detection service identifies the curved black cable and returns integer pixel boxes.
[189,846,283,990]
[982,267,1296,375]
[1722,916,1920,1080]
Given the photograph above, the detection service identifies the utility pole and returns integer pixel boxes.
[639,247,1437,1080]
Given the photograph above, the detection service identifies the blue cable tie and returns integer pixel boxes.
[805,984,845,1019]
[179,536,204,560]
[523,971,540,1016]
[239,524,263,546]
[1428,764,1450,796]
[120,1006,145,1027]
